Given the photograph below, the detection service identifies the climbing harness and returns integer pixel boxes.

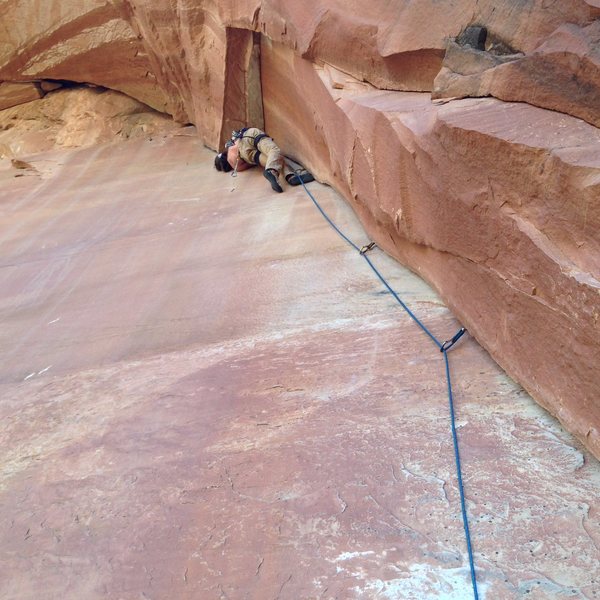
[231,128,270,150]
[253,132,269,147]
[295,173,480,600]
[231,127,248,140]
[229,129,274,168]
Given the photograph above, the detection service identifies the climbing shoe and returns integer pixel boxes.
[285,172,315,186]
[264,169,283,193]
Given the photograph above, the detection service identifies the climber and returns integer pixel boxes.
[214,127,314,193]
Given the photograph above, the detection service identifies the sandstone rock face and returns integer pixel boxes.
[0,87,180,159]
[118,0,600,130]
[0,0,170,114]
[261,41,600,457]
[0,82,42,110]
[433,21,600,128]
[1,1,599,458]
[1,137,599,599]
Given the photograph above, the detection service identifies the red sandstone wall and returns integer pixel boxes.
[1,1,599,457]
[0,0,171,113]
[259,43,600,459]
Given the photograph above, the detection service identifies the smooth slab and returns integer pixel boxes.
[0,134,599,599]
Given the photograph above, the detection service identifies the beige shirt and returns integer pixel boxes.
[226,140,252,171]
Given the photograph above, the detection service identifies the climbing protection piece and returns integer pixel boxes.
[441,327,466,353]
[359,242,376,255]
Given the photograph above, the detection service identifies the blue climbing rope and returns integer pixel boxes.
[361,253,442,349]
[298,181,360,252]
[444,350,479,598]
[297,177,480,600]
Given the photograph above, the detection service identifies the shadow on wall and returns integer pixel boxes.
[220,29,264,150]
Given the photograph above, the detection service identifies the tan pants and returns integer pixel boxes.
[238,128,293,177]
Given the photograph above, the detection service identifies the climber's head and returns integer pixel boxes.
[214,151,232,173]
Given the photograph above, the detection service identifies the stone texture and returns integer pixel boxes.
[0,86,180,159]
[1,135,599,599]
[261,41,600,459]
[0,82,42,110]
[1,0,583,145]
[433,21,600,128]
[39,81,63,93]
[0,0,170,114]
[1,0,599,467]
[117,0,600,130]
[2,1,600,128]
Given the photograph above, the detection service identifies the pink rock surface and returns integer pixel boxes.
[107,0,600,137]
[1,134,599,599]
[0,0,170,114]
[433,21,600,128]
[1,0,599,471]
[6,2,598,132]
[0,82,42,111]
[0,87,181,159]
[261,42,600,459]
